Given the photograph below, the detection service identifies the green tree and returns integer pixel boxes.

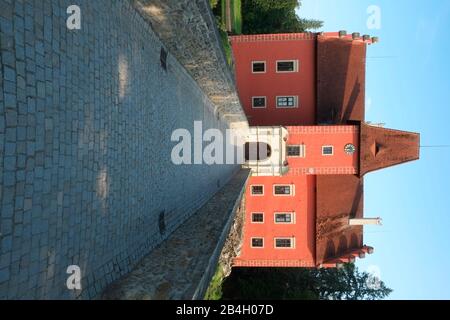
[242,0,323,34]
[298,18,324,31]
[315,263,393,300]
[222,264,392,300]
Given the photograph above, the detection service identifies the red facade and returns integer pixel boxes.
[230,32,420,268]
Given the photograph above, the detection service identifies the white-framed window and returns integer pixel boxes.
[322,145,334,156]
[276,96,298,108]
[252,96,267,108]
[251,212,264,224]
[274,212,295,224]
[252,61,266,73]
[251,237,264,248]
[251,185,264,196]
[276,60,299,73]
[274,237,295,249]
[273,184,294,196]
[287,145,306,158]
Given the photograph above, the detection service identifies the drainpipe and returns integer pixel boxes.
[348,218,383,226]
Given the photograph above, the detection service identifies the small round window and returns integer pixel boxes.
[344,144,356,155]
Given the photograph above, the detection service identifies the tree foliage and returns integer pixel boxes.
[315,263,393,300]
[210,0,220,9]
[242,0,323,34]
[222,263,393,300]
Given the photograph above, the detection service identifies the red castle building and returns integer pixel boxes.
[230,32,420,268]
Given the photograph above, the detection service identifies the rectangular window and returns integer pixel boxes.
[251,238,264,248]
[252,61,266,73]
[251,213,264,223]
[322,146,334,156]
[252,96,266,108]
[276,60,298,73]
[287,145,306,158]
[251,185,264,196]
[275,238,295,249]
[274,213,295,224]
[273,185,294,196]
[276,96,298,108]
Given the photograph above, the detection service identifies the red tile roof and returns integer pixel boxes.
[314,36,420,266]
[315,36,368,265]
[360,123,420,176]
[316,175,364,265]
[316,36,366,124]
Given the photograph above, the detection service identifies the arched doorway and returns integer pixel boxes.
[244,142,272,161]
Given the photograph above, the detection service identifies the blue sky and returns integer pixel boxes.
[298,0,450,300]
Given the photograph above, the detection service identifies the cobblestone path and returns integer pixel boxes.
[0,0,241,299]
[102,169,249,300]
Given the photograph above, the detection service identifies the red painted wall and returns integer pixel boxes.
[236,126,358,266]
[236,175,316,267]
[286,126,359,175]
[230,35,316,126]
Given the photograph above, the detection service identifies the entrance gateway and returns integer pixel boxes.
[243,126,289,176]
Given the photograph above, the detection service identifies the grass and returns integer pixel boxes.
[230,0,242,35]
[219,29,233,67]
[204,265,225,300]
[221,0,226,23]
[209,0,242,69]
[210,0,236,66]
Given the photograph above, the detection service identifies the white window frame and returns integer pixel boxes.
[273,184,295,196]
[252,96,267,109]
[274,212,296,224]
[251,212,265,224]
[274,237,296,249]
[322,145,334,156]
[276,96,298,108]
[276,60,299,73]
[251,185,265,196]
[287,145,306,158]
[252,61,266,74]
[251,237,265,249]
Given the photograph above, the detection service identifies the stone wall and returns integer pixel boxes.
[0,0,240,299]
[131,0,248,127]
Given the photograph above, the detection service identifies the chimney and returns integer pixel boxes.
[348,218,383,226]
[362,246,375,255]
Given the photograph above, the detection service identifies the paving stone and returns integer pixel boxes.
[0,0,243,299]
[3,67,16,82]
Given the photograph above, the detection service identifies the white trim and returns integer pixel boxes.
[274,212,296,224]
[287,145,306,158]
[251,61,266,74]
[274,237,296,249]
[251,237,265,249]
[251,212,265,224]
[276,60,299,73]
[275,96,299,108]
[322,145,334,156]
[251,96,267,109]
[250,185,265,196]
[273,184,295,196]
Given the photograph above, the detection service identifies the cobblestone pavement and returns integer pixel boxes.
[102,169,250,300]
[0,0,240,299]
